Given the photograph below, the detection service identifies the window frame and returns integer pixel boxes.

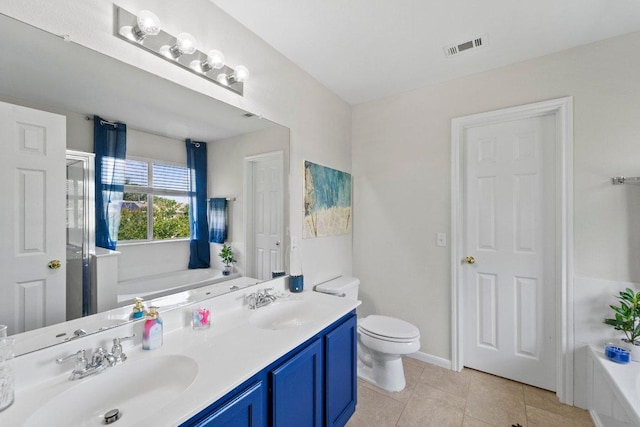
[119,155,191,245]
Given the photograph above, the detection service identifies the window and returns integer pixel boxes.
[118,157,191,242]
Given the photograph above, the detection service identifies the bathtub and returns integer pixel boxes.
[588,346,640,426]
[117,268,239,305]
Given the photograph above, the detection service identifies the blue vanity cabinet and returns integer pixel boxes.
[181,310,357,427]
[190,381,266,427]
[271,338,323,426]
[324,314,357,427]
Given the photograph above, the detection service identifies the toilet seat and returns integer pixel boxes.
[358,315,420,343]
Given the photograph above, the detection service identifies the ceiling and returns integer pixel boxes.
[212,0,640,105]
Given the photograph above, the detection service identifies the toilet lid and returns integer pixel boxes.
[359,315,420,341]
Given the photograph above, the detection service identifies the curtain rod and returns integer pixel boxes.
[85,115,210,143]
[85,115,118,128]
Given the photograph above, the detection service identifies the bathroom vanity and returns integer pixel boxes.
[183,312,357,426]
[1,277,360,426]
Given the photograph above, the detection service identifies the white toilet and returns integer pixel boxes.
[315,276,420,392]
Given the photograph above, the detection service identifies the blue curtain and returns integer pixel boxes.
[186,139,210,269]
[94,116,127,250]
[208,198,228,244]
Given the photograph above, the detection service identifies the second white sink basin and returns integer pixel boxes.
[25,354,198,427]
[249,300,318,330]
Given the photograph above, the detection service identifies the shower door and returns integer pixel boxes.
[66,150,95,319]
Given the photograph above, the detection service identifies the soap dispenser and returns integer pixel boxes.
[130,297,147,320]
[289,243,304,293]
[142,306,163,350]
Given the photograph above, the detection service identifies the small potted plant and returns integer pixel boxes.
[604,287,640,361]
[219,244,236,276]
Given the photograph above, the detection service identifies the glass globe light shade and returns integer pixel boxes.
[189,60,204,73]
[118,25,136,41]
[217,73,229,85]
[206,50,225,70]
[137,10,162,36]
[234,65,250,82]
[176,32,197,55]
[159,45,173,59]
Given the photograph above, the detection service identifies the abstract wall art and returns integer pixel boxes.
[303,161,352,238]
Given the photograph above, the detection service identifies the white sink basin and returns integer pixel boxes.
[249,300,318,330]
[25,355,198,427]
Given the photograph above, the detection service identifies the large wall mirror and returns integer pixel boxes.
[0,13,290,354]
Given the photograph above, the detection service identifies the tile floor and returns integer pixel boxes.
[346,357,594,427]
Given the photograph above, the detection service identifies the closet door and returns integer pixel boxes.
[462,114,556,391]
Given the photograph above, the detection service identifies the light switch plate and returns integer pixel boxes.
[436,232,447,247]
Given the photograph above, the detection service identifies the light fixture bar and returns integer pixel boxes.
[114,6,245,96]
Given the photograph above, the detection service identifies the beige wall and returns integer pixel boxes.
[1,0,353,284]
[352,31,640,359]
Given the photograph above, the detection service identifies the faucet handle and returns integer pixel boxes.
[111,334,135,363]
[56,349,88,373]
[245,292,258,309]
[112,334,135,345]
[258,287,274,296]
[56,349,86,364]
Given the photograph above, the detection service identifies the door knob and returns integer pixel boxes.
[48,260,61,269]
[464,256,475,265]
[275,241,281,246]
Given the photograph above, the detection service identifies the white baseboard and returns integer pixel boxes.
[407,351,452,370]
[589,409,603,427]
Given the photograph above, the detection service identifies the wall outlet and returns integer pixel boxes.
[436,232,447,247]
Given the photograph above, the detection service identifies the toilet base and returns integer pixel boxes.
[357,346,407,392]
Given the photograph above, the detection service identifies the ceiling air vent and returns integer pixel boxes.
[444,35,487,58]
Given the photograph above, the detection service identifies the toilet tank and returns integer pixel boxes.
[314,276,360,300]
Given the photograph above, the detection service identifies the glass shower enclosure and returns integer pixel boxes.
[66,150,95,319]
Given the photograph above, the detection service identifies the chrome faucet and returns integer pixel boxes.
[56,348,110,380]
[56,334,135,380]
[246,288,278,310]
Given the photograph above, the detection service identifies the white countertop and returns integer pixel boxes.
[1,279,360,426]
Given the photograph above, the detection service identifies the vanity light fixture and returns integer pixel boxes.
[217,65,250,86]
[189,49,225,74]
[114,6,249,96]
[118,10,162,43]
[160,32,197,60]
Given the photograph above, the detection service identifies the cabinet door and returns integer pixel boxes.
[325,314,357,427]
[271,338,323,427]
[193,381,265,427]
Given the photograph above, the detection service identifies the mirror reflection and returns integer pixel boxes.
[0,13,290,355]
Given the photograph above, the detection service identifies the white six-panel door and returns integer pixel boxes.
[250,153,283,280]
[0,101,66,334]
[463,114,557,391]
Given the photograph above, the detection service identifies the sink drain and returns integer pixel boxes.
[104,408,121,424]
